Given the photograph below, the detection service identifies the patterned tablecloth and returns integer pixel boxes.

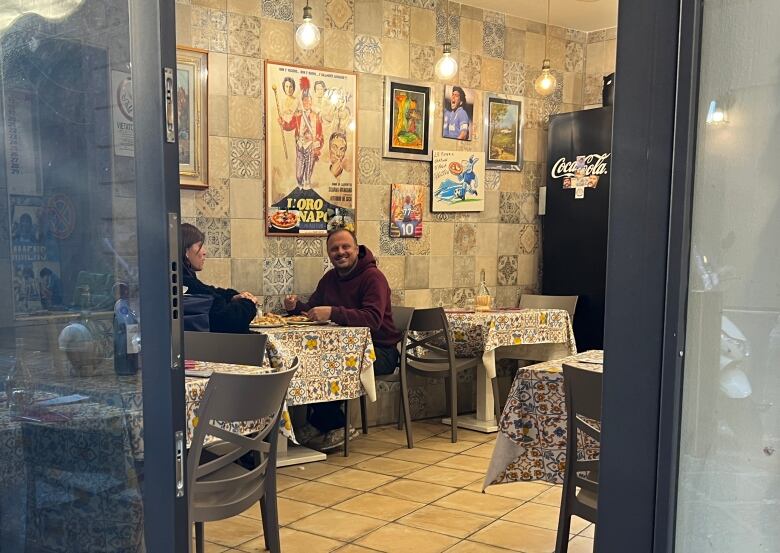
[484,350,603,487]
[445,309,578,378]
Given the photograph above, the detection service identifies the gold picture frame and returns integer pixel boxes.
[176,46,209,189]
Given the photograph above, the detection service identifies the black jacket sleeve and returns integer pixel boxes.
[183,274,256,333]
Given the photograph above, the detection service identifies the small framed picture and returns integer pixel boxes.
[442,84,476,141]
[383,79,433,161]
[176,46,209,189]
[431,150,485,212]
[390,183,425,237]
[484,94,523,171]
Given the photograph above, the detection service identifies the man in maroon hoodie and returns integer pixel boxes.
[284,227,401,450]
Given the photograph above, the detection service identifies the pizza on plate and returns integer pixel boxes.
[269,210,298,230]
[252,313,286,326]
[284,315,311,323]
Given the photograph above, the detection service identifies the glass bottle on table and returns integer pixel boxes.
[6,338,34,417]
[475,269,492,311]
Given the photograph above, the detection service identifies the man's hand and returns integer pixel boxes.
[306,306,332,322]
[232,291,258,304]
[283,294,298,311]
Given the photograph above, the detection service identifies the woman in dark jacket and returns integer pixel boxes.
[181,223,257,333]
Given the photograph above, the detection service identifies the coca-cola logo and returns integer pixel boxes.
[551,153,611,179]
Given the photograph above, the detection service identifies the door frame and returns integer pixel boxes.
[131,0,188,549]
[597,0,703,550]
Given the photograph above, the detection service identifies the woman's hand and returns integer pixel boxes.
[232,291,258,304]
[283,295,298,311]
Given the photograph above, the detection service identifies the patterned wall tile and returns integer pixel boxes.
[354,34,383,73]
[324,28,355,70]
[195,178,230,217]
[399,0,435,8]
[263,257,294,295]
[584,73,604,106]
[485,170,501,191]
[499,192,522,224]
[435,12,460,49]
[519,191,537,223]
[482,21,505,59]
[588,29,607,43]
[192,7,228,52]
[195,216,232,258]
[459,53,481,88]
[518,224,539,254]
[483,9,505,25]
[431,288,454,308]
[523,162,544,190]
[295,237,324,256]
[452,286,475,308]
[453,255,475,287]
[231,258,263,295]
[263,294,284,314]
[504,27,524,61]
[260,19,294,62]
[262,0,293,21]
[228,55,262,97]
[566,28,587,43]
[497,255,518,286]
[265,237,296,258]
[294,30,325,66]
[404,231,431,256]
[453,222,477,255]
[410,43,435,81]
[358,147,381,185]
[325,0,354,30]
[564,41,584,73]
[495,285,517,309]
[383,2,410,39]
[408,161,431,186]
[540,69,564,125]
[503,60,525,95]
[379,222,406,255]
[391,288,405,307]
[322,256,334,274]
[228,13,261,56]
[230,138,263,178]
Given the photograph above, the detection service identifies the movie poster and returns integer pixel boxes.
[264,61,357,236]
[390,184,424,238]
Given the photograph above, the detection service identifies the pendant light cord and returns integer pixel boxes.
[545,0,550,58]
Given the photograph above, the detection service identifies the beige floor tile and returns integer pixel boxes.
[433,490,520,518]
[373,478,458,503]
[579,523,596,538]
[354,456,427,477]
[355,522,460,553]
[466,481,551,501]
[411,420,452,436]
[459,442,495,459]
[279,481,362,507]
[267,497,323,525]
[325,451,376,467]
[444,541,516,552]
[406,465,483,488]
[531,485,563,507]
[350,437,402,456]
[317,467,397,491]
[334,545,383,552]
[501,502,587,533]
[470,520,557,553]
[277,473,308,491]
[385,447,455,465]
[332,492,425,521]
[398,505,495,539]
[236,528,343,553]
[567,536,594,553]
[193,542,229,553]
[279,462,343,480]
[436,454,492,474]
[289,509,386,541]
[416,437,481,454]
[203,516,264,547]
[369,427,427,445]
[451,429,496,443]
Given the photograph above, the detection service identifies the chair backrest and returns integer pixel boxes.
[519,294,578,318]
[187,361,298,522]
[184,331,268,366]
[405,307,454,366]
[391,306,415,336]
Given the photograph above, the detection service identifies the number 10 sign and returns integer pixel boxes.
[389,183,424,238]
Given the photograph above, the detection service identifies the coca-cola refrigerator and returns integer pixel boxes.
[541,106,612,351]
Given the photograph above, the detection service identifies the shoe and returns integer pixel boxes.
[295,422,322,446]
[308,426,358,453]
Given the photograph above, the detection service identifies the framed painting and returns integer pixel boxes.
[442,84,476,141]
[484,94,523,171]
[176,46,209,189]
[383,79,432,161]
[431,150,485,212]
[390,183,424,238]
[264,61,358,236]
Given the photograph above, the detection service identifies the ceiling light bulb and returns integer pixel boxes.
[295,5,320,50]
[534,60,557,96]
[435,43,458,80]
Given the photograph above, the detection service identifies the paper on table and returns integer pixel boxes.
[36,394,89,407]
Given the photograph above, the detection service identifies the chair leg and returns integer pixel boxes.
[260,497,270,543]
[449,373,458,443]
[554,484,574,553]
[194,522,204,553]
[396,386,403,430]
[399,367,413,448]
[260,494,282,553]
[360,394,368,434]
[491,377,502,423]
[343,399,350,457]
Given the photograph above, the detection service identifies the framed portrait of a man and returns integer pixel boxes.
[176,46,209,189]
[442,84,475,141]
[264,61,358,236]
[483,94,523,171]
[383,79,433,161]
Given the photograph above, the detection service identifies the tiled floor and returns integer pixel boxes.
[196,421,595,553]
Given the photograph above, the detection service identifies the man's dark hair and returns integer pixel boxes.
[326,226,357,246]
[451,86,466,108]
[39,267,53,278]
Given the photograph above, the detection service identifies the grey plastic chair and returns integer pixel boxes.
[555,362,601,553]
[356,306,415,438]
[188,360,298,553]
[401,307,479,446]
[184,330,268,365]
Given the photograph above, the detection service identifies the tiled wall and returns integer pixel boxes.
[175,0,616,423]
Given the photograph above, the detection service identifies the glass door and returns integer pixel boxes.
[674,0,780,551]
[0,0,186,551]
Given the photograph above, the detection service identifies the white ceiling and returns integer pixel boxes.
[457,0,618,33]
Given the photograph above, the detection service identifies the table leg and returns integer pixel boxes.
[275,436,326,467]
[442,352,499,433]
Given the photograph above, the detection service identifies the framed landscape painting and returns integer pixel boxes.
[431,150,485,212]
[264,61,358,236]
[383,79,432,161]
[176,46,209,189]
[484,94,523,171]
